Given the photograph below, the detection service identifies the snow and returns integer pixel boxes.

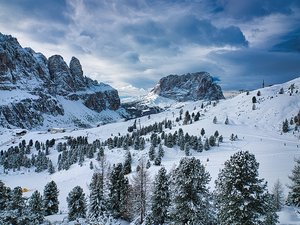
[1,77,300,224]
[0,90,38,105]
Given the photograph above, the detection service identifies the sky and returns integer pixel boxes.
[0,0,299,97]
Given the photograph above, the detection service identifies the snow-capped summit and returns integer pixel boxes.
[0,33,122,129]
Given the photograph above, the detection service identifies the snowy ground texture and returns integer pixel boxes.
[1,77,300,224]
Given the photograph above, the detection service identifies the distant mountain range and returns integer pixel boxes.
[0,33,225,129]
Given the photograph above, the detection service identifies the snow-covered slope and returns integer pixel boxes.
[1,77,300,224]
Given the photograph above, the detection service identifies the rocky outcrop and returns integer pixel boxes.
[0,32,121,129]
[151,72,224,101]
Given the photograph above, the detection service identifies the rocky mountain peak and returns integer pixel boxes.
[151,72,224,101]
[0,33,121,129]
[70,56,83,77]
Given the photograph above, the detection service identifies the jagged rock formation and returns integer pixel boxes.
[151,72,224,101]
[0,33,121,129]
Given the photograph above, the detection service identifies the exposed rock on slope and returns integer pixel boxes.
[151,72,224,101]
[0,33,121,129]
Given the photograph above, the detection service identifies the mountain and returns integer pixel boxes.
[122,72,225,118]
[150,72,225,101]
[0,33,122,129]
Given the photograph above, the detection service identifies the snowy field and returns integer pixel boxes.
[1,78,300,224]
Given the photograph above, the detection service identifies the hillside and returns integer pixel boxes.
[0,77,300,224]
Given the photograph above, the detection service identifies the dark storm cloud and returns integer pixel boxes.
[209,49,300,90]
[122,15,248,49]
[212,0,300,21]
[271,28,300,53]
[0,0,70,23]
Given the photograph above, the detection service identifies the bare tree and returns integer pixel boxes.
[131,157,151,224]
[272,179,285,211]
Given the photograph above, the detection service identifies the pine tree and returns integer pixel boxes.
[89,172,106,220]
[184,142,190,156]
[204,138,210,150]
[288,158,300,206]
[28,190,44,224]
[6,186,26,224]
[148,144,155,161]
[170,157,215,224]
[43,180,59,216]
[209,135,216,146]
[90,161,94,170]
[151,167,170,225]
[158,144,164,158]
[213,116,217,124]
[214,130,219,138]
[272,179,284,211]
[108,163,130,219]
[67,186,86,221]
[0,180,10,211]
[215,151,278,224]
[194,112,200,121]
[48,160,55,174]
[123,150,132,175]
[154,156,161,166]
[201,128,205,136]
[282,119,289,133]
[225,116,229,125]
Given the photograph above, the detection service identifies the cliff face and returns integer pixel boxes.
[151,72,225,101]
[0,33,121,129]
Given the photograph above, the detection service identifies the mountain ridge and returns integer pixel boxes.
[0,33,122,129]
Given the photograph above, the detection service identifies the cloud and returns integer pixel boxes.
[212,0,300,21]
[271,28,300,53]
[0,0,299,96]
[208,49,300,90]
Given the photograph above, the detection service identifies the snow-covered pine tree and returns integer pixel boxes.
[123,150,132,175]
[47,160,55,174]
[43,180,59,216]
[209,135,216,147]
[215,151,278,224]
[150,167,170,225]
[158,143,164,158]
[108,163,130,220]
[288,158,300,206]
[67,186,86,221]
[204,138,210,150]
[272,179,285,211]
[169,157,215,224]
[0,180,10,211]
[148,144,155,161]
[6,186,26,224]
[283,119,289,133]
[28,190,44,224]
[154,156,161,166]
[89,172,106,221]
[184,142,190,156]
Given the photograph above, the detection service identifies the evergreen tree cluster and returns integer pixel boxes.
[0,180,59,225]
[0,150,280,224]
[0,139,54,173]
